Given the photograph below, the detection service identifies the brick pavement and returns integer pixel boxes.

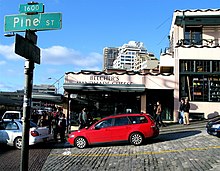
[41,123,220,171]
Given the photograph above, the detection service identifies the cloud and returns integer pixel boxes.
[41,45,103,69]
[0,43,103,71]
[0,44,21,60]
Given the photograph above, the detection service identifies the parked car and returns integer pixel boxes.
[0,120,52,149]
[206,116,220,137]
[68,113,159,149]
[1,111,22,121]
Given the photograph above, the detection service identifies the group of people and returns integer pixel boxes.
[31,108,67,142]
[179,97,191,125]
[153,98,190,127]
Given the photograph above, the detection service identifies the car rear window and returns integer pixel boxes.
[5,122,19,130]
[4,113,20,119]
[0,121,19,130]
[128,116,148,124]
[18,121,38,128]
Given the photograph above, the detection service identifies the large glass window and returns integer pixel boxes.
[184,27,202,45]
[180,60,211,72]
[213,61,220,72]
[180,60,220,102]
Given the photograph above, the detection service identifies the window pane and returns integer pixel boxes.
[184,27,202,45]
[114,117,129,126]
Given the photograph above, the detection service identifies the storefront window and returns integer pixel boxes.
[213,61,220,72]
[180,60,220,102]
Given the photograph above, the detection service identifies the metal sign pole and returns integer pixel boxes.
[20,59,34,171]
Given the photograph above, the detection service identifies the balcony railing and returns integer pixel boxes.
[177,39,220,46]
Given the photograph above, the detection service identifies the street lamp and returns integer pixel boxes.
[48,77,60,94]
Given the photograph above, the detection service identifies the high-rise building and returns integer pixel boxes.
[103,47,119,70]
[112,41,158,71]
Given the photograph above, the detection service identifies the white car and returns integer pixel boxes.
[1,111,22,121]
[0,120,53,149]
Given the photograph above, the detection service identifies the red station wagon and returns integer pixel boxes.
[68,113,159,149]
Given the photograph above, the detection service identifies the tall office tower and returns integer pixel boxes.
[113,41,158,71]
[103,47,119,70]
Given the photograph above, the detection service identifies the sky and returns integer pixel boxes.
[0,0,220,92]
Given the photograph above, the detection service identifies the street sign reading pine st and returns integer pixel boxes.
[4,12,62,32]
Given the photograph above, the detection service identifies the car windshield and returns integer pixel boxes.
[18,121,38,128]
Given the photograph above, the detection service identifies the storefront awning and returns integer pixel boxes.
[63,83,146,92]
[32,93,63,103]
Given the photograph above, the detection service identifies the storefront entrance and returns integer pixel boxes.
[69,92,142,119]
[146,89,174,121]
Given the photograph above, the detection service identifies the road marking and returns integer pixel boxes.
[49,145,220,157]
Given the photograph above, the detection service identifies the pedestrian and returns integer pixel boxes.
[58,113,67,142]
[51,112,59,141]
[31,110,39,125]
[179,98,185,124]
[48,112,53,133]
[183,98,190,125]
[38,112,48,127]
[78,107,88,130]
[155,101,166,127]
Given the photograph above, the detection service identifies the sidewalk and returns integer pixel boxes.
[160,119,208,133]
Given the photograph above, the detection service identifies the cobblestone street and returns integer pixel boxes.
[42,126,220,171]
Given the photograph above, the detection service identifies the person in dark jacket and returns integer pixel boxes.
[183,98,190,125]
[78,108,88,129]
[58,114,67,142]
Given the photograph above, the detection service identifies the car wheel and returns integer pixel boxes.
[129,132,144,146]
[75,137,87,149]
[14,137,22,149]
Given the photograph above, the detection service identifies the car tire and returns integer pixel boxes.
[14,137,22,149]
[129,132,144,146]
[75,137,87,149]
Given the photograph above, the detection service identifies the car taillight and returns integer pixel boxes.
[31,131,39,137]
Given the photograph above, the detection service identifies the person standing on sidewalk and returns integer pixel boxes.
[58,113,67,142]
[155,101,166,127]
[51,112,59,141]
[78,108,88,130]
[183,98,190,125]
[179,98,185,124]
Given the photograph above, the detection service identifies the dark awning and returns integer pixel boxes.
[175,15,220,26]
[63,83,146,93]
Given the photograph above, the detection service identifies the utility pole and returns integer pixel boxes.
[21,59,34,171]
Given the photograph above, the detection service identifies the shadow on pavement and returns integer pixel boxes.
[0,144,15,154]
[149,130,202,144]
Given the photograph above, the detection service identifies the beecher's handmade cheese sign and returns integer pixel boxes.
[65,73,143,85]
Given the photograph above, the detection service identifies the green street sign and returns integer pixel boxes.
[19,3,44,14]
[4,12,62,32]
